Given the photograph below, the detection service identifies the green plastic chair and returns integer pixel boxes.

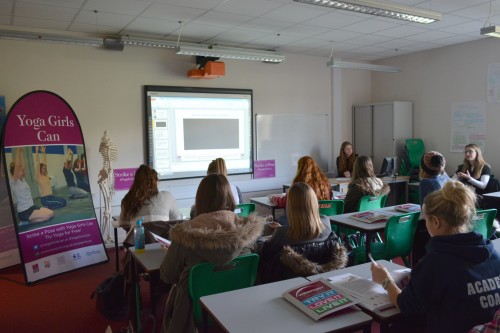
[356,195,387,244]
[471,209,497,239]
[357,194,387,211]
[353,212,419,267]
[188,253,259,326]
[405,138,425,169]
[236,203,256,217]
[319,200,344,239]
[318,200,344,216]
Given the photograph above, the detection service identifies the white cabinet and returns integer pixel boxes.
[353,101,413,173]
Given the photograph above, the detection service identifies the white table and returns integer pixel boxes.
[308,260,406,333]
[250,196,283,219]
[200,277,373,333]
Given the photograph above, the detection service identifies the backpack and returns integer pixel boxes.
[91,272,128,321]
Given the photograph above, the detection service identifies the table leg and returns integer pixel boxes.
[365,233,373,262]
[114,227,119,272]
[129,254,142,333]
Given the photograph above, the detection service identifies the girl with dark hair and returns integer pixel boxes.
[159,174,264,333]
[336,141,357,178]
[419,151,451,205]
[343,156,390,213]
[119,164,180,232]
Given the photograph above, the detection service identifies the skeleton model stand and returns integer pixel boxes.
[97,130,117,243]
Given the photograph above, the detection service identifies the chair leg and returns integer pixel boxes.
[402,256,410,268]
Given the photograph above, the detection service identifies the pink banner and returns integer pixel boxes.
[2,91,108,284]
[254,159,276,178]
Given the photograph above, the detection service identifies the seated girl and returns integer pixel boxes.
[419,151,451,205]
[372,181,500,333]
[10,147,53,224]
[343,156,390,213]
[271,156,331,210]
[35,146,67,209]
[159,174,264,333]
[259,182,347,284]
[336,141,358,178]
[452,143,491,196]
[120,164,181,241]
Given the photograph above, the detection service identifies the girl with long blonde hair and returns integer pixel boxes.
[371,181,500,332]
[452,143,491,195]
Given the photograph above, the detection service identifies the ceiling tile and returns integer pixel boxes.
[15,2,78,21]
[261,2,327,23]
[82,0,154,16]
[212,0,283,16]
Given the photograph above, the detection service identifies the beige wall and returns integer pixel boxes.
[373,38,500,176]
[1,38,370,212]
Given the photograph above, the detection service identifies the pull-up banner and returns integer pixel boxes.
[1,91,108,284]
[0,95,20,270]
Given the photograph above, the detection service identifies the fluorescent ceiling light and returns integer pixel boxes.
[293,0,442,24]
[176,45,285,63]
[327,59,401,72]
[480,26,500,38]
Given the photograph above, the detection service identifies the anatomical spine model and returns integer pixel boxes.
[97,130,117,242]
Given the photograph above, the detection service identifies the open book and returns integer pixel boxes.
[395,204,421,213]
[282,278,358,321]
[327,270,411,312]
[350,211,395,224]
[150,232,171,246]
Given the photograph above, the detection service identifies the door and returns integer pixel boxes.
[372,103,394,174]
[353,105,373,158]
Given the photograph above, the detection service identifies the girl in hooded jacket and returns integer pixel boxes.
[343,156,390,213]
[371,181,500,333]
[159,174,264,333]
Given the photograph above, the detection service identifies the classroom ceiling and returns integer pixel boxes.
[1,0,499,61]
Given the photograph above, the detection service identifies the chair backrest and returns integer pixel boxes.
[318,200,344,216]
[357,195,387,212]
[188,253,259,324]
[384,212,419,260]
[405,138,425,168]
[236,203,256,217]
[471,209,497,239]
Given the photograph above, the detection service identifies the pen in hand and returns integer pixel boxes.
[368,253,378,265]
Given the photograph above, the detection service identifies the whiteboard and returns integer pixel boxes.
[256,114,329,179]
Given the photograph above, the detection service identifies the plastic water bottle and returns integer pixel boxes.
[134,218,145,253]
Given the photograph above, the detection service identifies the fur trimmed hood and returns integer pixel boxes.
[352,177,390,197]
[280,243,348,277]
[169,210,264,255]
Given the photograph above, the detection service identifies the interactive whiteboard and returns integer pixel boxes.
[256,114,329,179]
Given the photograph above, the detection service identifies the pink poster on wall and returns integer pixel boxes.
[114,168,138,191]
[1,91,108,284]
[254,159,276,178]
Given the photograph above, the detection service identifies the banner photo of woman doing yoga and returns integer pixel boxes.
[1,90,108,284]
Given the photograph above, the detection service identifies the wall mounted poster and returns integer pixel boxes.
[1,91,108,284]
[0,95,21,270]
[450,101,486,153]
